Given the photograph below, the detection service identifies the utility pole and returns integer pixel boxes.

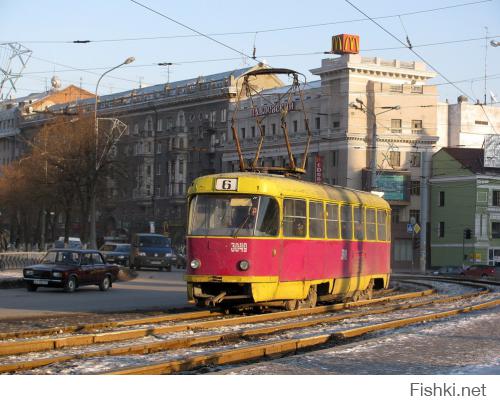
[370,121,377,190]
[419,150,430,273]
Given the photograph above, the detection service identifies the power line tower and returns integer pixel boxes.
[0,42,32,100]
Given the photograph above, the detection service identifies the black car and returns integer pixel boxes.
[23,249,119,292]
[100,243,131,266]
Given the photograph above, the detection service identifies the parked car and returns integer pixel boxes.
[100,243,131,266]
[432,266,464,276]
[53,237,82,249]
[461,265,496,278]
[23,249,119,292]
[130,233,174,271]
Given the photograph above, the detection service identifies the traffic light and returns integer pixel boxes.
[463,229,472,239]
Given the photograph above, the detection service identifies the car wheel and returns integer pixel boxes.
[26,284,38,292]
[99,276,111,291]
[64,276,77,293]
[165,265,171,272]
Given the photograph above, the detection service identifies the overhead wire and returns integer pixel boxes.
[2,0,492,44]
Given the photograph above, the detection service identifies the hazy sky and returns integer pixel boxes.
[1,0,499,103]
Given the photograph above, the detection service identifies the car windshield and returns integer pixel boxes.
[138,236,170,247]
[116,245,130,252]
[42,251,80,265]
[188,194,279,237]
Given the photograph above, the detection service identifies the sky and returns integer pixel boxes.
[1,0,500,104]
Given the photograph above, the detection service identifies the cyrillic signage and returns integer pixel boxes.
[315,155,323,183]
[251,101,295,117]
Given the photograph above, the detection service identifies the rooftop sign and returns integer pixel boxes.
[331,34,360,55]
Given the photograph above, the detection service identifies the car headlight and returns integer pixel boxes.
[25,270,34,276]
[138,252,146,256]
[165,253,173,258]
[118,255,125,259]
[52,271,62,278]
[238,260,250,271]
[190,259,201,269]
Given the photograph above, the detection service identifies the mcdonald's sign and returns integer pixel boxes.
[331,34,360,55]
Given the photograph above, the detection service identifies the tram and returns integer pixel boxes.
[185,172,391,309]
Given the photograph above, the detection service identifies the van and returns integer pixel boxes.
[53,237,83,249]
[130,233,174,271]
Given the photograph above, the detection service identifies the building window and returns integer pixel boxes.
[240,127,246,139]
[439,222,445,238]
[331,150,338,167]
[293,120,298,133]
[493,190,500,206]
[389,151,401,167]
[272,123,276,135]
[157,119,163,131]
[156,163,161,175]
[410,180,420,195]
[333,121,340,128]
[390,84,403,93]
[411,120,423,135]
[410,152,421,167]
[409,209,420,225]
[146,165,151,176]
[315,117,320,130]
[391,207,400,224]
[492,222,500,239]
[179,159,184,175]
[411,85,423,93]
[439,191,445,207]
[220,108,227,123]
[251,126,255,138]
[156,143,162,154]
[391,119,402,134]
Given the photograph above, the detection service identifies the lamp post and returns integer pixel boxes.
[90,56,135,249]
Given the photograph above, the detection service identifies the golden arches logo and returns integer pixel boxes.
[332,34,360,54]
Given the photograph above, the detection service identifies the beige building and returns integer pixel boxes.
[223,53,441,269]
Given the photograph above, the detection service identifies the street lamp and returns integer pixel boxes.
[90,56,135,249]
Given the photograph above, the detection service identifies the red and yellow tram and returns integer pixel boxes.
[185,172,391,309]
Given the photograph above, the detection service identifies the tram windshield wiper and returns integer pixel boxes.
[232,213,252,238]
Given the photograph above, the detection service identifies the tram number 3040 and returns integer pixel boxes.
[231,242,248,253]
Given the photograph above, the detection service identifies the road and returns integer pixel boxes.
[0,269,190,320]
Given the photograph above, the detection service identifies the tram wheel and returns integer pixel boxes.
[363,279,374,300]
[298,286,317,309]
[284,299,298,311]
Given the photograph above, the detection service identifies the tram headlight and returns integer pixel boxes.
[190,259,201,269]
[238,260,250,271]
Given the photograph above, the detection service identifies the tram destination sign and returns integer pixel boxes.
[251,101,295,117]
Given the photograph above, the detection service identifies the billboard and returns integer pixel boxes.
[362,169,410,202]
[484,134,500,168]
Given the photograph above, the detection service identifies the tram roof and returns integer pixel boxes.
[189,172,390,209]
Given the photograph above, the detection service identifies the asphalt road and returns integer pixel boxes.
[0,268,190,320]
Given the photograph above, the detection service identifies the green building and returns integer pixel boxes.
[430,148,500,267]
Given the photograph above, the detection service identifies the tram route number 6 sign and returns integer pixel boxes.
[215,178,238,191]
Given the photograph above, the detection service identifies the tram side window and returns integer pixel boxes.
[366,208,377,241]
[326,203,339,239]
[353,206,364,240]
[309,201,325,238]
[283,199,306,237]
[377,210,387,241]
[340,205,353,240]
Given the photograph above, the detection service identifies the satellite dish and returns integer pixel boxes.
[51,76,61,89]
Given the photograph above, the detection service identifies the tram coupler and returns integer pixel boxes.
[205,292,227,307]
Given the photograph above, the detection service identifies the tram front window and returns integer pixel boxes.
[189,195,279,237]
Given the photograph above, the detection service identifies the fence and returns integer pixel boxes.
[0,252,46,270]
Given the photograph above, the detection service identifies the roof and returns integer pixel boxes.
[189,172,390,208]
[441,147,500,174]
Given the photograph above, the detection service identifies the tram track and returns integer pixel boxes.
[1,279,497,374]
